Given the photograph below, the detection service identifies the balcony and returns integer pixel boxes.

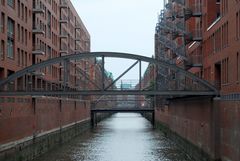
[33,4,45,14]
[165,1,202,20]
[32,44,45,55]
[165,2,173,10]
[185,29,203,44]
[185,3,202,20]
[159,20,188,37]
[159,36,186,58]
[59,0,68,8]
[185,54,203,69]
[32,27,45,35]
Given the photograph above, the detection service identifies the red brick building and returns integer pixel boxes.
[155,0,240,95]
[0,0,98,159]
[0,0,93,91]
[154,1,240,161]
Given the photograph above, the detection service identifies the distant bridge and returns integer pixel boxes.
[91,107,155,127]
[91,107,154,113]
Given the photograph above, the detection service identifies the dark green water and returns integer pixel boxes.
[34,113,192,161]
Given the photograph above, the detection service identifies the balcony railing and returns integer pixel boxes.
[185,29,202,43]
[159,36,186,57]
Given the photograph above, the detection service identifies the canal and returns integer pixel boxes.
[34,113,192,161]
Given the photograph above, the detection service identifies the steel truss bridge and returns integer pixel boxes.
[0,52,219,97]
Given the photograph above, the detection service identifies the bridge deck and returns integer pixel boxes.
[91,108,154,113]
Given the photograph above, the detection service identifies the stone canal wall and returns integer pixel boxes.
[155,96,240,161]
[0,96,91,161]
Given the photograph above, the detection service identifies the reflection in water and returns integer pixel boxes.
[34,113,192,161]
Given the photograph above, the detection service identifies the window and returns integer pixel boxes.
[238,53,240,81]
[0,12,5,33]
[237,12,239,39]
[25,52,27,66]
[7,18,14,58]
[47,11,51,38]
[222,22,229,48]
[21,50,23,66]
[17,48,20,66]
[21,3,24,20]
[7,0,14,8]
[25,29,27,45]
[21,26,23,43]
[47,46,51,73]
[1,0,5,5]
[17,0,20,17]
[222,0,228,15]
[7,39,14,58]
[0,40,4,60]
[17,24,20,42]
[226,22,228,46]
[222,57,229,84]
[237,11,240,40]
[25,7,27,22]
[7,18,14,59]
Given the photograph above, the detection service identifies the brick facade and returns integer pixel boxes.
[152,1,240,161]
[0,0,94,150]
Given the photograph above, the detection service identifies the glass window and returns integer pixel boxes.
[0,12,5,33]
[7,18,14,59]
[7,39,14,58]
[0,40,4,60]
[7,17,14,37]
[7,0,14,8]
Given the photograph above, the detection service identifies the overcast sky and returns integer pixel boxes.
[71,0,164,80]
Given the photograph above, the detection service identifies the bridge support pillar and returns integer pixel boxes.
[152,110,155,127]
[91,111,95,127]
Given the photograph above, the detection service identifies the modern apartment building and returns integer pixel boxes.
[0,1,97,159]
[154,1,240,161]
[0,0,92,92]
[155,0,240,96]
[0,0,33,90]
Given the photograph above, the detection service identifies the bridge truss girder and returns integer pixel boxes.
[0,52,218,96]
